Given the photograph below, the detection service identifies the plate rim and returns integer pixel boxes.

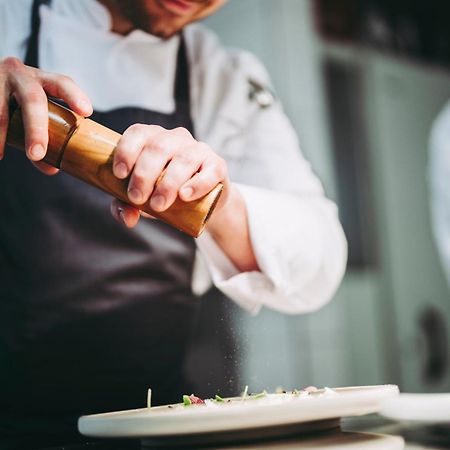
[78,384,399,438]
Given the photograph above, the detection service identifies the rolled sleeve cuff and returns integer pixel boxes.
[196,183,345,314]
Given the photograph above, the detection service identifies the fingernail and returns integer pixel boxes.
[114,162,128,179]
[118,207,126,225]
[150,194,165,211]
[30,144,45,160]
[78,99,92,113]
[180,186,193,200]
[128,187,143,204]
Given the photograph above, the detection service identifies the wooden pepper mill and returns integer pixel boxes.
[6,99,223,237]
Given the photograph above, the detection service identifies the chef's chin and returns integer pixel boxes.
[111,0,225,39]
[146,17,189,39]
[111,0,195,38]
[137,19,184,39]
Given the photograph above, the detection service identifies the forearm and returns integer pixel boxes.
[205,184,259,273]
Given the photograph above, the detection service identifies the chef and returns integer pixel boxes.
[0,0,347,437]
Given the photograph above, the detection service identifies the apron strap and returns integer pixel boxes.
[173,35,194,135]
[24,0,51,68]
[174,36,190,105]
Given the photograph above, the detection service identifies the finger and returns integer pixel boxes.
[31,160,59,175]
[11,75,49,161]
[150,147,203,211]
[127,147,169,205]
[179,156,227,202]
[40,72,93,117]
[110,199,141,228]
[0,93,9,160]
[113,124,163,180]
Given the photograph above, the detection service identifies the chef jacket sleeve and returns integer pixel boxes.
[429,100,450,287]
[194,51,347,315]
[0,0,33,60]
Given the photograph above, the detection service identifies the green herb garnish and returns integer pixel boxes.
[214,395,225,403]
[242,385,249,399]
[251,390,267,399]
[183,395,192,406]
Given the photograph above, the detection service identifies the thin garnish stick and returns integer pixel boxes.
[147,389,152,408]
[242,385,249,400]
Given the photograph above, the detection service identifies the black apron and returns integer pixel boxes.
[0,0,199,423]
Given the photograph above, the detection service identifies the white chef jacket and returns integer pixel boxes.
[0,0,347,314]
[430,100,450,286]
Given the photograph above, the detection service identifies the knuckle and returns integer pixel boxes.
[212,160,226,179]
[195,179,209,191]
[115,141,132,158]
[148,140,168,156]
[198,142,215,159]
[127,123,147,135]
[131,168,147,185]
[156,179,176,197]
[2,57,24,73]
[198,141,212,153]
[126,123,164,137]
[29,124,47,136]
[24,88,46,104]
[218,156,227,169]
[148,124,164,133]
[175,152,195,166]
[56,74,75,86]
[173,126,192,138]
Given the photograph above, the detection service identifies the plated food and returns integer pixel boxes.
[78,384,399,442]
[160,385,338,410]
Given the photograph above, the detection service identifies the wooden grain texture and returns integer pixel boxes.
[63,118,223,236]
[6,99,223,237]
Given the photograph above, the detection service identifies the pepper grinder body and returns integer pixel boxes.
[6,99,222,237]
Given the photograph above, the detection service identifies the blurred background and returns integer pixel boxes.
[186,0,450,397]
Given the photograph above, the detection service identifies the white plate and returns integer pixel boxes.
[78,385,399,440]
[379,393,450,423]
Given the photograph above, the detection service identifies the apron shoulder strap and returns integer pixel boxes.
[24,0,51,67]
[173,35,194,134]
[174,36,190,105]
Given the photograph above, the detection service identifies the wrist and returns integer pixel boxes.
[206,183,259,273]
[206,184,245,238]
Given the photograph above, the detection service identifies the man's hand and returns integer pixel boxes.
[110,124,258,272]
[110,124,230,228]
[0,57,93,174]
